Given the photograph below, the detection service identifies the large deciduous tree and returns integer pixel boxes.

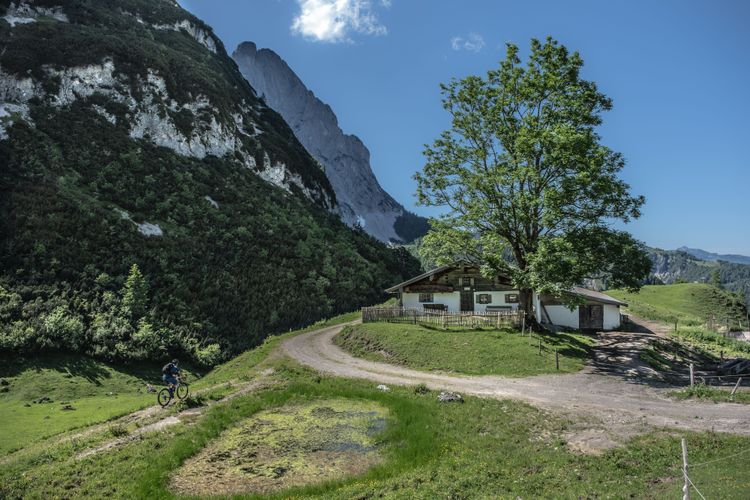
[415,37,651,324]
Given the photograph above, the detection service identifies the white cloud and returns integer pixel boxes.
[291,0,389,43]
[451,33,485,53]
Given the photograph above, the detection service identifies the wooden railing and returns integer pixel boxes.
[361,307,524,329]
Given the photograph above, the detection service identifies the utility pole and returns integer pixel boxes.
[682,438,690,500]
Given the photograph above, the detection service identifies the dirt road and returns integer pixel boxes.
[282,321,750,451]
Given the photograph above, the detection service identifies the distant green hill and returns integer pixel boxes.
[608,283,748,330]
[647,248,750,308]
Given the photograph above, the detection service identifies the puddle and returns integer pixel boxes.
[171,398,389,496]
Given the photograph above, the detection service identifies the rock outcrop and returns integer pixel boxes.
[0,5,334,209]
[233,41,428,243]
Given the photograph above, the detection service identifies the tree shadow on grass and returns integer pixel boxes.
[0,352,161,385]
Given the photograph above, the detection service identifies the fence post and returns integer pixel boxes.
[522,312,526,336]
[731,377,743,397]
[720,350,724,362]
[689,363,694,388]
[681,438,690,500]
[555,349,559,370]
[674,319,678,333]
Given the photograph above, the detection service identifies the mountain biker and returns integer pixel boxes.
[162,359,181,396]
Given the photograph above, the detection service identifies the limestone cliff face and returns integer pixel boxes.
[0,1,334,209]
[233,41,427,243]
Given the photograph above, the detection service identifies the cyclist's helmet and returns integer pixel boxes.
[172,358,179,365]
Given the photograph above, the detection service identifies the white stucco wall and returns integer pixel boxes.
[402,292,461,312]
[472,291,520,313]
[603,304,621,330]
[544,305,580,329]
[543,303,621,330]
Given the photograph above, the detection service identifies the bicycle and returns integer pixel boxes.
[157,375,189,407]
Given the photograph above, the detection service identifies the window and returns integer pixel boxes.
[418,293,434,303]
[505,293,519,304]
[476,293,492,304]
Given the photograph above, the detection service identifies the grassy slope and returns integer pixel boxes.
[609,284,750,358]
[608,283,746,327]
[0,312,361,457]
[2,329,750,498]
[0,353,202,455]
[334,323,594,376]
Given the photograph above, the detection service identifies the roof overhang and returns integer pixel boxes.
[385,263,458,293]
[569,287,628,307]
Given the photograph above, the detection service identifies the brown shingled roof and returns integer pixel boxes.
[570,287,628,307]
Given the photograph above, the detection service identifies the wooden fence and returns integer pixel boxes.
[361,307,524,330]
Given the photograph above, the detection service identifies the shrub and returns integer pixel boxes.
[42,307,86,351]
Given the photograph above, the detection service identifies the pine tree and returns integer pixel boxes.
[122,264,149,321]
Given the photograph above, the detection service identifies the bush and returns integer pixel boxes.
[194,343,222,366]
[41,307,86,351]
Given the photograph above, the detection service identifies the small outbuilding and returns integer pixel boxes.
[385,263,627,331]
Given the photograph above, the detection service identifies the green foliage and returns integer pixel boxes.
[415,37,650,315]
[41,307,85,350]
[674,327,750,358]
[335,323,593,376]
[0,0,420,365]
[121,264,148,322]
[711,268,722,288]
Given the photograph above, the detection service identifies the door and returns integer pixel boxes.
[579,305,604,330]
[460,291,475,312]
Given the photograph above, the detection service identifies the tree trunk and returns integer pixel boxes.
[519,288,540,331]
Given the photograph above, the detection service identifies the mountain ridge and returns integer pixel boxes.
[677,246,750,266]
[232,41,429,243]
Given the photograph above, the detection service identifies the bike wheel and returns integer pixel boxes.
[176,383,189,400]
[157,388,172,407]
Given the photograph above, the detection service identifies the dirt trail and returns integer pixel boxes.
[74,376,273,460]
[282,320,750,450]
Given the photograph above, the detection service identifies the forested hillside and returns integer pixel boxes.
[0,0,421,365]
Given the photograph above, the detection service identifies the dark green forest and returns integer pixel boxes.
[0,0,421,365]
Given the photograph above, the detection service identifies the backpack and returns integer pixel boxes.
[162,363,173,375]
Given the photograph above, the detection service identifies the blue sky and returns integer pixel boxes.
[181,0,749,255]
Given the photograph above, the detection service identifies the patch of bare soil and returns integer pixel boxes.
[170,398,388,497]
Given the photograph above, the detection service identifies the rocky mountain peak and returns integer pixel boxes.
[233,42,428,243]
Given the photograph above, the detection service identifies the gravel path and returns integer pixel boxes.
[282,320,750,451]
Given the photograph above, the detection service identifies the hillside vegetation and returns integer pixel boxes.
[0,0,421,366]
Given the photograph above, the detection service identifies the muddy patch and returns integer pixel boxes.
[170,398,389,496]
